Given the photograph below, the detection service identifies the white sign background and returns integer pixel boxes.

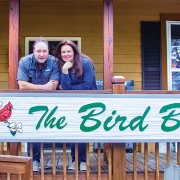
[0,93,180,143]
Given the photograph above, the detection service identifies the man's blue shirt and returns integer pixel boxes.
[17,54,60,84]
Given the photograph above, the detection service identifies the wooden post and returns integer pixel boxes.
[112,76,126,180]
[103,0,113,90]
[0,155,32,180]
[103,0,114,161]
[9,0,20,156]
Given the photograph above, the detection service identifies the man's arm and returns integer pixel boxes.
[53,80,59,90]
[18,80,59,90]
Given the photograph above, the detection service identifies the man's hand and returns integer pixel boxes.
[43,80,56,90]
[62,62,74,74]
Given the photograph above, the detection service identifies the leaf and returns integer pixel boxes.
[10,130,16,136]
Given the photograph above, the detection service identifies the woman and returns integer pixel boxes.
[54,39,97,90]
[53,40,97,171]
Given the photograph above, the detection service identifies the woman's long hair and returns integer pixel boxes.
[53,40,94,78]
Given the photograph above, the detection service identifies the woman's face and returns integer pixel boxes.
[61,44,74,63]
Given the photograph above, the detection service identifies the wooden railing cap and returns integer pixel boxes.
[0,155,32,163]
[112,76,125,84]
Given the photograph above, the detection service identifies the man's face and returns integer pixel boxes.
[33,42,49,63]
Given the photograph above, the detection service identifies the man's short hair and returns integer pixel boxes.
[33,37,49,50]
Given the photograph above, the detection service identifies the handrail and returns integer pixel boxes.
[0,89,112,94]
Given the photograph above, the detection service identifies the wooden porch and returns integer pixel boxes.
[35,151,176,174]
[1,149,177,180]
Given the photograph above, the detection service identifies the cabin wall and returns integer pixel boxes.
[0,0,180,90]
[0,2,9,89]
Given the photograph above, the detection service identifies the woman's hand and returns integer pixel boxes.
[59,84,63,90]
[62,62,74,74]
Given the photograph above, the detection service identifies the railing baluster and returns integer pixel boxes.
[0,142,3,154]
[18,142,22,180]
[75,143,78,180]
[18,142,21,156]
[97,143,101,180]
[40,143,44,180]
[166,142,170,164]
[104,143,108,161]
[52,143,56,180]
[133,143,137,180]
[155,143,159,180]
[7,142,10,155]
[86,143,90,180]
[144,143,148,180]
[18,173,22,180]
[30,143,33,180]
[30,143,32,157]
[63,143,67,180]
[7,173,10,180]
[3,142,11,179]
[108,143,112,180]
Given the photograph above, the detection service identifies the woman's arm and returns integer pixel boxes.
[61,60,96,90]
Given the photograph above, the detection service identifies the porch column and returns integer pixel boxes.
[9,0,19,89]
[103,0,114,163]
[9,0,20,155]
[103,0,113,90]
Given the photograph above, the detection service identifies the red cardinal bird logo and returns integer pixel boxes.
[0,101,13,122]
[0,101,23,136]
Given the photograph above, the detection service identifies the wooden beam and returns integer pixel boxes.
[9,0,19,90]
[9,0,20,156]
[103,0,113,90]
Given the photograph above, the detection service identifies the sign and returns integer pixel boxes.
[0,92,180,143]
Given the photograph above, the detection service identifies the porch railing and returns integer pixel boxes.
[0,142,179,180]
[0,76,180,180]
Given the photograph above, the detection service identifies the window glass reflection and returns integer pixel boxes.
[172,72,180,90]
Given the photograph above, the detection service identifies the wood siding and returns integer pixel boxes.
[1,0,180,90]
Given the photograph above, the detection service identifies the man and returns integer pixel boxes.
[17,37,60,171]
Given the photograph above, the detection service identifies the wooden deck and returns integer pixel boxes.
[0,151,177,180]
[37,151,177,174]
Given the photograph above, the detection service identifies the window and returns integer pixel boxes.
[25,37,81,55]
[166,21,180,90]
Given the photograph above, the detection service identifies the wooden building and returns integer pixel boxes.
[1,0,180,91]
[1,0,180,179]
